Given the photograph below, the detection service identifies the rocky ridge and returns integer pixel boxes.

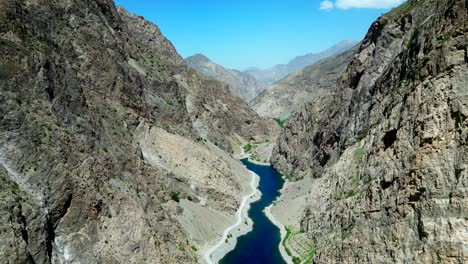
[252,44,359,119]
[244,40,358,84]
[0,0,279,263]
[272,0,467,262]
[185,54,268,102]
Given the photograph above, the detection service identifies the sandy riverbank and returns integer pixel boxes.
[200,143,296,264]
[203,170,261,263]
[264,205,294,264]
[266,177,313,263]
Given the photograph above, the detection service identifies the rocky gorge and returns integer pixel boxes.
[0,0,466,263]
[271,0,467,263]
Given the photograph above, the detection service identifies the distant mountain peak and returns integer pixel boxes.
[186,53,211,63]
[185,54,267,102]
[244,40,359,84]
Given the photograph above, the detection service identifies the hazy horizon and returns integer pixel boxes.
[115,0,406,70]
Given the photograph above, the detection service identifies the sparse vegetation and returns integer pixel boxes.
[303,245,317,263]
[353,146,365,161]
[341,220,356,240]
[292,256,301,264]
[178,244,185,251]
[385,1,416,19]
[282,226,315,263]
[243,143,253,152]
[165,99,174,106]
[170,192,180,202]
[283,226,293,256]
[274,117,287,128]
[334,175,360,201]
[137,257,147,264]
[284,171,295,180]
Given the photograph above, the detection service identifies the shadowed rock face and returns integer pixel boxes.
[185,54,268,102]
[273,0,467,262]
[0,0,279,263]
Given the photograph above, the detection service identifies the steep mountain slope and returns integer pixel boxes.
[185,54,267,102]
[272,0,467,262]
[252,44,359,119]
[244,40,358,84]
[0,0,279,263]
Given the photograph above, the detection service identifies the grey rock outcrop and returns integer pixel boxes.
[244,40,358,84]
[185,54,268,102]
[0,0,279,263]
[273,0,467,262]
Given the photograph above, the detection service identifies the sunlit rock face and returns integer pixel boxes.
[273,0,468,262]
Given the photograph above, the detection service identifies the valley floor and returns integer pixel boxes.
[202,170,260,264]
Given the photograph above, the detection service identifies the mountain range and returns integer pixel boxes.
[0,0,466,263]
[244,40,358,84]
[185,54,267,102]
[252,43,360,119]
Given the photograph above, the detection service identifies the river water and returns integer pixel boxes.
[220,159,286,264]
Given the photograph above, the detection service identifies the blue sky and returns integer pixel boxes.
[115,0,405,70]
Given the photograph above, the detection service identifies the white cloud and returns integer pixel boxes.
[320,0,406,10]
[320,0,334,10]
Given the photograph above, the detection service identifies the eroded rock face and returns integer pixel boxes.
[0,0,278,263]
[185,54,268,102]
[273,0,467,262]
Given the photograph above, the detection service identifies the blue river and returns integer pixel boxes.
[220,159,286,264]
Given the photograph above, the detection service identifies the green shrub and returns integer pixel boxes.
[170,192,180,202]
[274,117,287,128]
[243,143,253,152]
[292,256,301,264]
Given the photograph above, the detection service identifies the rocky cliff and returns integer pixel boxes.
[244,40,358,84]
[185,54,267,102]
[252,44,359,119]
[272,0,467,262]
[0,0,279,263]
